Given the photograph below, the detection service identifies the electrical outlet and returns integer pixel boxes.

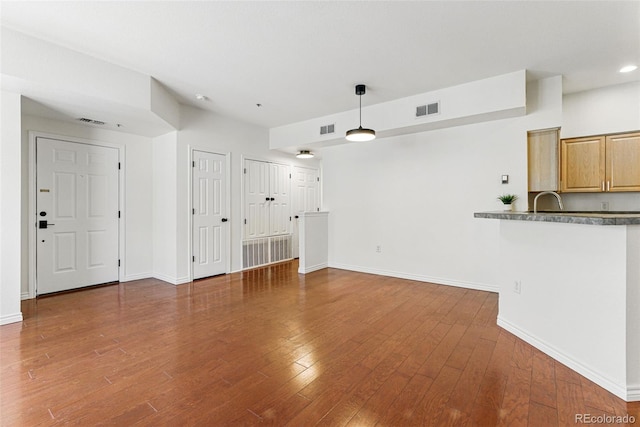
[601,202,609,211]
[513,280,521,294]
[376,245,382,253]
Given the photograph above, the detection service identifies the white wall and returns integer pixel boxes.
[152,132,179,283]
[558,82,640,212]
[627,226,640,398]
[20,115,154,294]
[321,76,562,292]
[0,91,24,325]
[498,220,631,399]
[562,81,640,138]
[176,106,321,275]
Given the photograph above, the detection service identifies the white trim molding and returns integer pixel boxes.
[328,263,499,293]
[498,315,633,401]
[1,313,24,326]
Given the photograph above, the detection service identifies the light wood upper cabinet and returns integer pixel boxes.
[560,135,605,192]
[560,131,640,192]
[606,132,640,192]
[528,128,559,192]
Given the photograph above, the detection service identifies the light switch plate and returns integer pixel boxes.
[501,174,509,184]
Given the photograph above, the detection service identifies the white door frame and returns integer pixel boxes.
[28,132,125,299]
[188,147,231,280]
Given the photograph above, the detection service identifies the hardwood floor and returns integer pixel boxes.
[1,261,638,426]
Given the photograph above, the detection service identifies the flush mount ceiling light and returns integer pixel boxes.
[620,65,638,73]
[195,94,208,101]
[296,150,314,159]
[346,84,376,142]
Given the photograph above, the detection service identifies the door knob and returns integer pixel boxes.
[221,218,228,222]
[38,220,55,229]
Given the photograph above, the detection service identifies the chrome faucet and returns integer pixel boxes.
[533,191,564,213]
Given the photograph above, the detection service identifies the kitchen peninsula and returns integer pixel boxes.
[475,210,640,402]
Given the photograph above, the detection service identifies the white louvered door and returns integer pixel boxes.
[243,159,292,268]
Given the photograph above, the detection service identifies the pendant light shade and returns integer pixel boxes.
[296,150,314,159]
[346,84,376,142]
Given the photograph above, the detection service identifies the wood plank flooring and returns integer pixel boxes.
[1,261,638,426]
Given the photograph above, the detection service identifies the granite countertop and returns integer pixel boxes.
[474,211,640,225]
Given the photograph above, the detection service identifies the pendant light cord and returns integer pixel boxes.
[359,93,362,127]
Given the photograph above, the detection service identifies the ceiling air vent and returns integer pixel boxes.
[320,123,335,135]
[78,117,106,125]
[416,101,440,118]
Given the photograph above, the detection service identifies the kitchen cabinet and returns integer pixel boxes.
[606,132,640,192]
[560,131,640,192]
[528,128,559,191]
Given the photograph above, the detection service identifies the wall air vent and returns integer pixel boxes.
[320,123,335,135]
[416,101,440,118]
[78,117,106,125]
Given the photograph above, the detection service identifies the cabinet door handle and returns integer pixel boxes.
[606,181,610,191]
[602,181,605,191]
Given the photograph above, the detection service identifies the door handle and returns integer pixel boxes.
[38,220,55,229]
[265,197,270,201]
[221,218,228,222]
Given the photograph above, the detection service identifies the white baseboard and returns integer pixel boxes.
[120,272,152,282]
[298,263,328,274]
[625,384,640,402]
[21,292,33,300]
[152,273,191,286]
[1,312,24,325]
[497,316,633,401]
[328,262,499,293]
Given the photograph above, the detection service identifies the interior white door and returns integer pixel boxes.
[36,138,119,295]
[269,163,291,236]
[192,151,228,279]
[244,159,270,238]
[292,166,320,258]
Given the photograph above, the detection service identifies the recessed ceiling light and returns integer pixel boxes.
[620,65,637,73]
[195,94,208,101]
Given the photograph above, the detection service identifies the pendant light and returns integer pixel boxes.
[345,84,376,142]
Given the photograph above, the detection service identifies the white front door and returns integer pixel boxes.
[192,151,228,279]
[36,138,119,295]
[292,166,320,258]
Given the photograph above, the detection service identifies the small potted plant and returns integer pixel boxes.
[497,194,518,211]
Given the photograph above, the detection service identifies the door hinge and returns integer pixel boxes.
[289,173,291,179]
[118,211,121,218]
[317,177,320,182]
[244,219,247,225]
[317,208,320,211]
[192,256,195,262]
[118,162,121,170]
[118,259,121,267]
[192,160,195,167]
[244,168,247,174]
[192,208,195,215]
[289,216,292,221]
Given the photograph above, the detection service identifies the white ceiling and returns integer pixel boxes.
[1,1,639,129]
